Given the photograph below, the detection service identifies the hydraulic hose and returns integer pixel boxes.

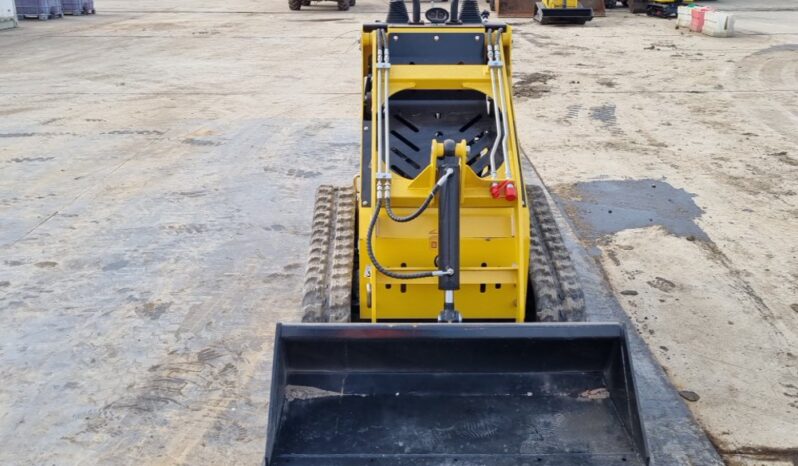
[368,169,454,279]
[487,30,502,179]
[384,168,452,222]
[383,30,392,177]
[495,31,512,180]
[367,198,438,280]
[375,29,384,176]
[385,194,435,223]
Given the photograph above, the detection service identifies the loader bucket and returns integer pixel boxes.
[534,1,594,24]
[265,323,649,466]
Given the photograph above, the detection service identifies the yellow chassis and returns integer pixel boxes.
[357,26,530,322]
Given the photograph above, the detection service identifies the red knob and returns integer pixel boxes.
[505,182,517,201]
[490,182,501,199]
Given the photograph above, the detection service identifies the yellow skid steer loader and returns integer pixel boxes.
[534,0,594,25]
[264,1,647,464]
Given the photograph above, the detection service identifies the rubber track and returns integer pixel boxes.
[528,185,586,322]
[300,185,356,323]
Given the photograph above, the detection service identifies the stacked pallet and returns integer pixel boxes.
[15,0,63,19]
[62,0,94,15]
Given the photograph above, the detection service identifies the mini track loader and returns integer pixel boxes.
[534,0,593,25]
[645,0,682,18]
[265,0,648,464]
[288,0,355,12]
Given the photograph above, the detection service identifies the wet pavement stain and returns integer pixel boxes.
[102,260,129,272]
[175,190,207,198]
[34,261,59,268]
[104,129,164,136]
[8,157,55,163]
[590,104,622,135]
[590,104,616,124]
[753,43,798,55]
[513,72,557,99]
[555,179,709,242]
[647,276,677,293]
[136,301,172,320]
[286,168,321,178]
[182,138,222,147]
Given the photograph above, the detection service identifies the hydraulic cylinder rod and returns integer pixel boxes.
[437,140,461,322]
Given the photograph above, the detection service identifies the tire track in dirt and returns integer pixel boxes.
[735,45,798,146]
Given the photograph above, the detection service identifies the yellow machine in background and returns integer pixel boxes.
[535,0,593,24]
[543,0,582,6]
[646,0,683,17]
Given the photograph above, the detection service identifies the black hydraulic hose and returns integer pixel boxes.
[412,0,421,23]
[384,185,440,223]
[367,197,438,280]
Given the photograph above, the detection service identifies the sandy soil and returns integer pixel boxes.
[0,0,796,464]
[510,5,798,464]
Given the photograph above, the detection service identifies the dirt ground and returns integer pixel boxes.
[510,3,798,464]
[0,0,796,465]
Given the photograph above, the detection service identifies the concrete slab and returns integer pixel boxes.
[524,159,723,466]
[0,1,795,465]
